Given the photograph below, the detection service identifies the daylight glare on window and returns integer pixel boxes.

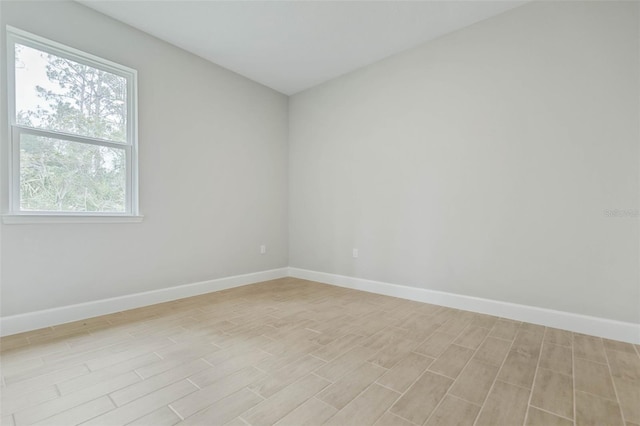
[15,43,127,142]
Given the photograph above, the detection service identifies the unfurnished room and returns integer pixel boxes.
[0,0,638,425]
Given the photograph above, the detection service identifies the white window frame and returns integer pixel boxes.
[4,26,141,223]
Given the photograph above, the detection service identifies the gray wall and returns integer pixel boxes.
[2,1,638,326]
[0,1,289,316]
[289,1,640,323]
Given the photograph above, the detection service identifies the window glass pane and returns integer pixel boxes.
[20,134,126,212]
[15,43,127,142]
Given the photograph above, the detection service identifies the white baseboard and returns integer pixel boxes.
[288,267,640,344]
[3,266,638,344]
[0,268,288,337]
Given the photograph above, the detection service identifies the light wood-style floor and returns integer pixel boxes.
[0,278,639,426]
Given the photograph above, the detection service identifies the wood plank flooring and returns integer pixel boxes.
[1,278,638,426]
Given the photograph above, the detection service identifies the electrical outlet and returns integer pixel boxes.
[352,248,359,258]
[260,244,267,255]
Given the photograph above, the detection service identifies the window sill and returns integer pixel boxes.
[2,214,144,224]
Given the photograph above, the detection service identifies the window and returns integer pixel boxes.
[6,27,139,220]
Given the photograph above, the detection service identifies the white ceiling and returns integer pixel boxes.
[80,1,528,95]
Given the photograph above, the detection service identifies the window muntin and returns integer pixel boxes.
[7,27,138,216]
